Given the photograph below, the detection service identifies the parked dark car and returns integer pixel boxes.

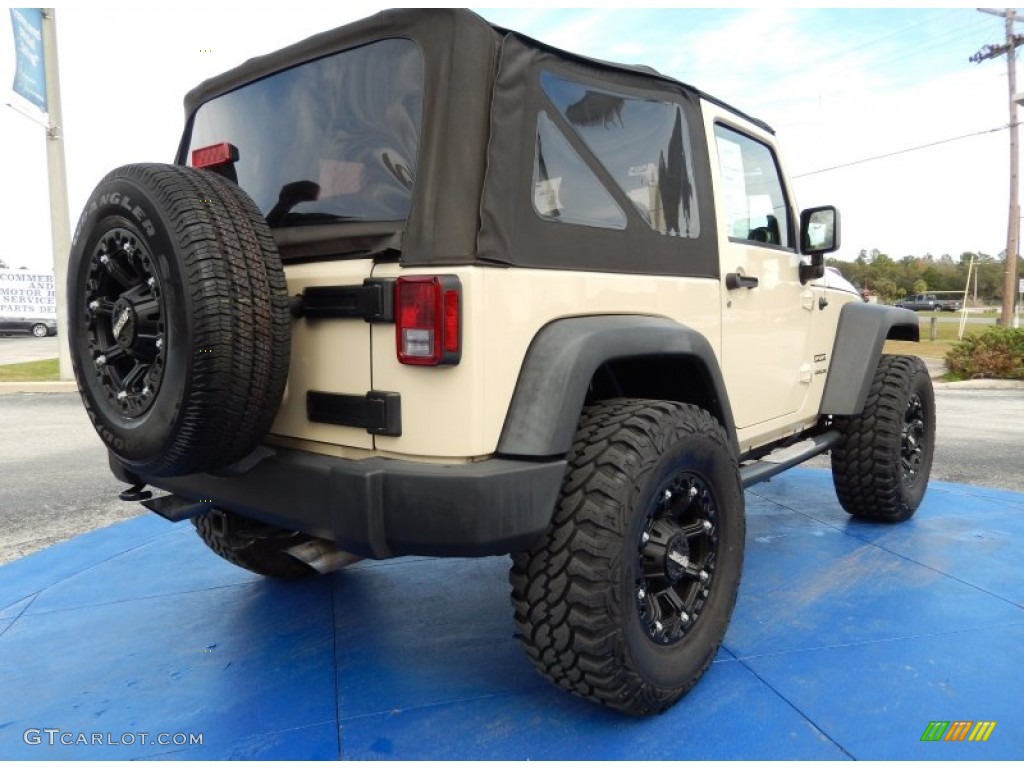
[0,317,57,337]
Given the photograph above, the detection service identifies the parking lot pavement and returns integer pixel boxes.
[0,336,61,366]
[0,393,141,565]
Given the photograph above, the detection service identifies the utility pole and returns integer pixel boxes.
[971,8,1024,328]
[41,8,73,378]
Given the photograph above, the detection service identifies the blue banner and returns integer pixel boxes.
[10,8,47,112]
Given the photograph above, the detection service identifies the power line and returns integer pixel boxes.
[791,124,1009,178]
[742,14,992,117]
[880,17,992,71]
[763,9,964,86]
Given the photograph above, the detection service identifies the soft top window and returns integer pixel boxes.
[533,112,627,230]
[187,38,423,227]
[540,72,700,238]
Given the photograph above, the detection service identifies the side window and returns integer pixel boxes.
[539,72,700,237]
[713,124,791,249]
[532,112,627,229]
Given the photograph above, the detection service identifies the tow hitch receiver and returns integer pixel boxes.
[118,483,152,502]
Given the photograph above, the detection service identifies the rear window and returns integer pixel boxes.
[187,38,424,227]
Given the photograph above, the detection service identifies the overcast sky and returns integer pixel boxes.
[0,4,1016,272]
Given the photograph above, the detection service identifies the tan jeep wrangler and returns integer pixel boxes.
[67,9,933,716]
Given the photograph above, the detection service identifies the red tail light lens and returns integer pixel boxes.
[191,142,239,169]
[395,276,461,366]
[443,289,459,353]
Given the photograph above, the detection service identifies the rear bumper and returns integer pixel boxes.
[111,448,565,558]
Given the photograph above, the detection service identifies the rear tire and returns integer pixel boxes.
[831,354,935,522]
[193,510,319,580]
[510,399,744,716]
[30,323,48,338]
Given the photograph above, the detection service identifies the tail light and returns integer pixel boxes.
[395,276,461,366]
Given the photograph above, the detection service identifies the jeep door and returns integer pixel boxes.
[708,117,816,431]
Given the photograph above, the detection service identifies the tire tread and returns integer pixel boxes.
[510,399,742,715]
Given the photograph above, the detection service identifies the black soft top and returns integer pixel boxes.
[183,8,771,134]
[179,9,770,274]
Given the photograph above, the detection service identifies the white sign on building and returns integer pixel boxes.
[0,270,57,318]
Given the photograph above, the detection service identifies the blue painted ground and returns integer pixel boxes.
[0,467,1020,760]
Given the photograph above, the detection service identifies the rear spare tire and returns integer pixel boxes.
[67,163,290,477]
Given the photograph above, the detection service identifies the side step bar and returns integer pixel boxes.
[740,431,841,489]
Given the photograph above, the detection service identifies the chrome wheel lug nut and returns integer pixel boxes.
[654,621,663,633]
[702,520,713,531]
[116,390,127,401]
[689,486,698,498]
[699,570,709,582]
[99,255,110,265]
[680,611,689,624]
[637,588,646,600]
[663,489,672,501]
[88,300,100,311]
[95,355,107,366]
[641,532,650,544]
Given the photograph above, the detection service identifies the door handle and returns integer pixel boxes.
[726,272,759,290]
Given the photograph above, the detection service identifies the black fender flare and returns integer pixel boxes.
[497,315,738,458]
[820,302,920,416]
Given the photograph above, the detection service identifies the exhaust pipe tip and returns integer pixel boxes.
[286,539,363,574]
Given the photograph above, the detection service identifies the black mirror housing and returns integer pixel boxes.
[800,205,840,255]
[799,206,840,283]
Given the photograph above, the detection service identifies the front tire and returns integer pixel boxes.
[510,399,744,716]
[30,323,49,338]
[831,354,935,522]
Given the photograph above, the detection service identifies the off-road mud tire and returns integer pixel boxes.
[67,163,290,477]
[510,399,744,716]
[831,354,935,522]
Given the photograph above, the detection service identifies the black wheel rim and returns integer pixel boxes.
[636,472,719,645]
[901,392,926,486]
[83,226,166,418]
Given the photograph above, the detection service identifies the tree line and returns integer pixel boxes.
[828,250,1024,306]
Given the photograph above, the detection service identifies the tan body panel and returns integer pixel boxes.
[270,259,375,450]
[368,265,721,458]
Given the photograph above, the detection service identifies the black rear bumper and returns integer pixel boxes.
[111,448,565,558]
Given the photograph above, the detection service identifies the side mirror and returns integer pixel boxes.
[799,206,840,283]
